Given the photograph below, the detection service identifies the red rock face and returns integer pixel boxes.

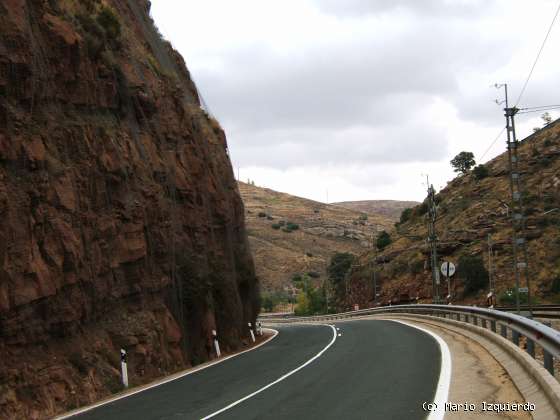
[0,0,259,417]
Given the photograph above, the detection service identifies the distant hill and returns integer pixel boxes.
[238,182,394,293]
[334,200,419,221]
[346,119,560,308]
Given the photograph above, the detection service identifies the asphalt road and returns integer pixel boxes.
[72,320,441,420]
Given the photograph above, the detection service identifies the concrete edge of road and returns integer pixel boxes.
[52,328,279,420]
[373,314,560,420]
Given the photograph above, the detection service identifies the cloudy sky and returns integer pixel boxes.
[151,0,559,202]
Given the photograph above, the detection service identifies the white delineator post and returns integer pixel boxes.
[213,329,221,358]
[248,322,256,343]
[257,321,263,336]
[120,349,129,388]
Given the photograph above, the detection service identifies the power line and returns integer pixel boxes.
[515,0,560,106]
[479,126,506,162]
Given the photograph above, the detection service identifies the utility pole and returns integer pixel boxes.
[371,234,379,305]
[498,83,532,316]
[426,176,440,304]
[488,234,494,293]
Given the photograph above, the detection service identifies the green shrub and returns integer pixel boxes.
[499,288,537,305]
[415,201,429,217]
[97,6,121,42]
[286,222,299,231]
[399,208,413,224]
[458,255,489,295]
[271,224,281,230]
[359,214,368,221]
[473,164,489,180]
[376,231,391,250]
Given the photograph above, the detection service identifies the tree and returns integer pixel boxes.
[458,255,489,295]
[450,151,476,174]
[327,252,355,304]
[542,112,552,126]
[376,231,392,250]
[262,295,274,312]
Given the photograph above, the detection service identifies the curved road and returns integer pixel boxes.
[71,320,442,420]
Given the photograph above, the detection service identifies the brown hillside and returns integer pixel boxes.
[346,120,560,309]
[334,200,419,221]
[238,182,393,294]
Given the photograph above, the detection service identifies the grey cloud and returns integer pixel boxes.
[314,0,490,18]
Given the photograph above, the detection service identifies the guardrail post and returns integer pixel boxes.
[526,338,535,358]
[512,330,520,346]
[490,320,496,333]
[544,350,554,375]
[500,324,507,338]
[481,319,487,329]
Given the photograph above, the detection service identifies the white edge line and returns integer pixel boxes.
[54,328,279,419]
[200,324,337,420]
[390,320,452,420]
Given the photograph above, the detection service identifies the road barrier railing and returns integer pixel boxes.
[260,304,560,377]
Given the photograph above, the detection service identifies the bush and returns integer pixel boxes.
[258,212,267,218]
[97,6,121,42]
[458,255,489,295]
[399,208,413,224]
[473,164,489,180]
[306,252,313,257]
[359,214,368,221]
[499,289,537,306]
[286,222,299,231]
[271,223,281,230]
[376,231,392,250]
[307,271,320,278]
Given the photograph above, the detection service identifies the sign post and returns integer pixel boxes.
[120,349,129,388]
[248,322,256,343]
[440,262,456,302]
[212,329,221,358]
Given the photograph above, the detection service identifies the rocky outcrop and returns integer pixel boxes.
[0,0,259,417]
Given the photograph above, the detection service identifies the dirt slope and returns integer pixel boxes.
[334,200,419,221]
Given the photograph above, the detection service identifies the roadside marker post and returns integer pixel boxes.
[248,323,256,343]
[212,330,221,358]
[120,349,129,388]
[257,322,263,336]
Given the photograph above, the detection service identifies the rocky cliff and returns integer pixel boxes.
[0,1,259,417]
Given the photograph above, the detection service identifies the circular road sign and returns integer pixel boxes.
[441,261,456,277]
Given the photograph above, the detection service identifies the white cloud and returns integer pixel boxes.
[151,0,560,203]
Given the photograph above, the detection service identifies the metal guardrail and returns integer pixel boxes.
[260,304,560,377]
